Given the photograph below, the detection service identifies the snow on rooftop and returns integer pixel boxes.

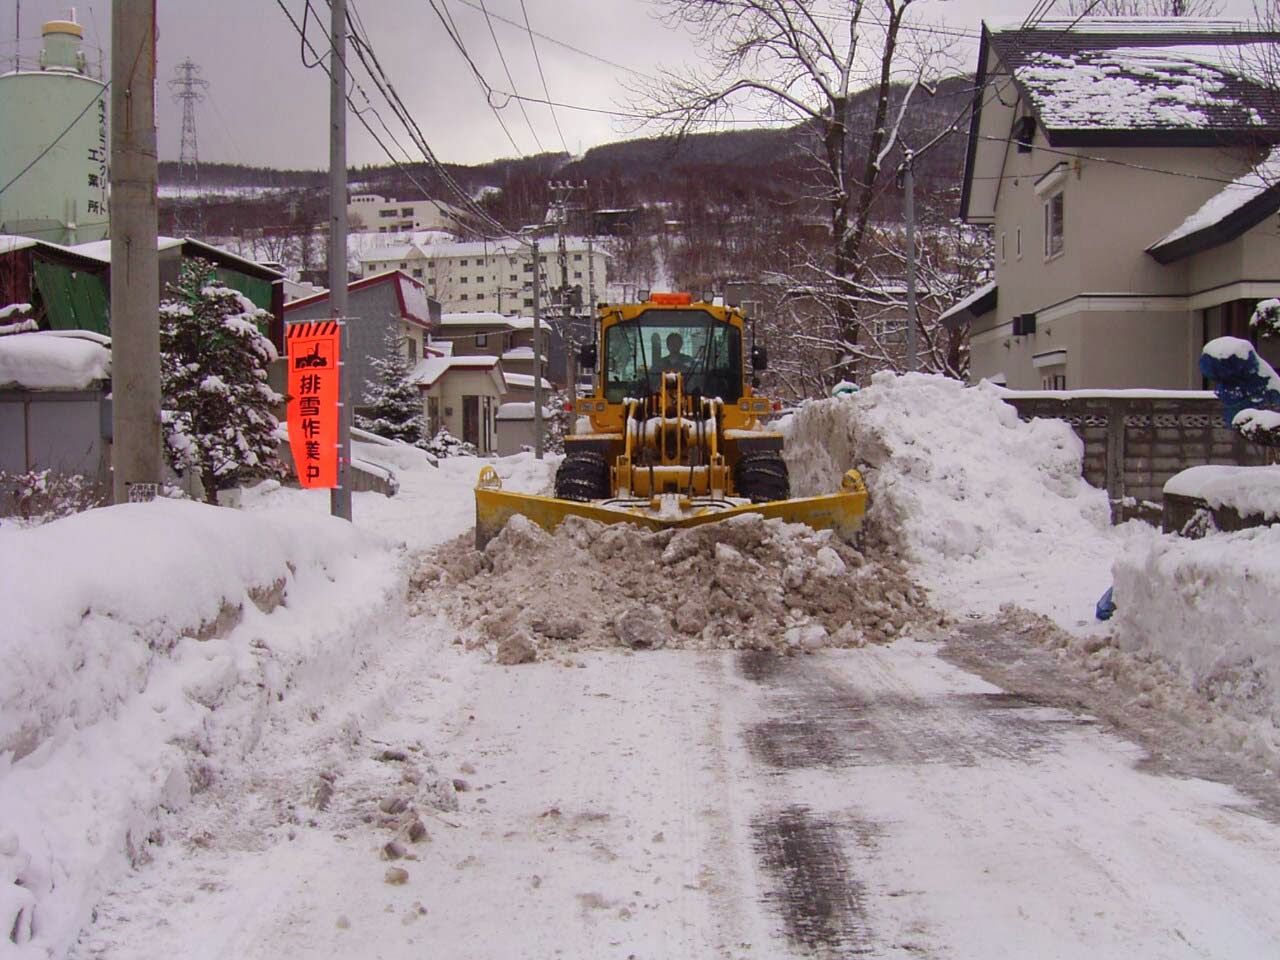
[1152,146,1280,248]
[938,280,996,324]
[987,17,1251,35]
[0,235,38,255]
[407,354,499,388]
[0,331,110,390]
[503,371,553,390]
[439,311,515,327]
[1016,47,1253,130]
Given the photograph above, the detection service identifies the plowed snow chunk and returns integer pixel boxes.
[417,514,937,654]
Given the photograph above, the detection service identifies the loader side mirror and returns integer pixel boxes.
[578,343,597,369]
[751,345,768,371]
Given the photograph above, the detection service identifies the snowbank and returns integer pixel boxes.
[781,372,1110,564]
[0,499,404,957]
[1113,525,1280,756]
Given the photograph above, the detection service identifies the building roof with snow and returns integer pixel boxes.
[1146,146,1280,263]
[407,354,504,390]
[980,19,1280,143]
[962,18,1280,223]
[284,270,439,331]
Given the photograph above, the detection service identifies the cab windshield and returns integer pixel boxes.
[603,309,742,403]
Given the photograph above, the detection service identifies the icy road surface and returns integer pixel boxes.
[73,626,1280,959]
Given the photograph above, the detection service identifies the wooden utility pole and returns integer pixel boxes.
[109,0,161,503]
[532,237,543,459]
[329,0,352,520]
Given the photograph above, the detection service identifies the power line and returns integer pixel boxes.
[420,0,525,157]
[978,134,1253,186]
[478,0,546,153]
[518,0,571,157]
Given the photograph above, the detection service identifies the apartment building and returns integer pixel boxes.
[347,194,469,235]
[358,236,608,318]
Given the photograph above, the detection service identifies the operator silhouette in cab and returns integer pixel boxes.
[659,332,694,374]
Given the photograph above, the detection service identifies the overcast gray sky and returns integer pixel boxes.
[7,0,1264,169]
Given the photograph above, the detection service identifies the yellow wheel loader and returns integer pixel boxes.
[474,293,867,547]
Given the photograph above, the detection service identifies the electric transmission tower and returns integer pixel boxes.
[169,58,208,236]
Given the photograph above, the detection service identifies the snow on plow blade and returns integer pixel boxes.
[474,466,868,549]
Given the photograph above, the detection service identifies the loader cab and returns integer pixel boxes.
[602,308,743,403]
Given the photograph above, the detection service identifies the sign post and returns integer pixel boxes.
[286,320,344,490]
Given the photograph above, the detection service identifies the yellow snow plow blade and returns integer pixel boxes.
[474,466,867,549]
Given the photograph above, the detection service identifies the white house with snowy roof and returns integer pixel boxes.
[946,17,1280,390]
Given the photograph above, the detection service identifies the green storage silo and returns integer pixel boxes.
[0,19,109,244]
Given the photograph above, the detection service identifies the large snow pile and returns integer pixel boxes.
[0,499,404,956]
[1113,525,1280,759]
[418,513,937,659]
[781,372,1111,564]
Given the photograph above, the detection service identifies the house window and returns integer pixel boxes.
[1044,191,1065,259]
[523,262,533,272]
[476,293,485,301]
[1016,227,1023,259]
[379,210,396,218]
[412,268,423,278]
[406,337,418,363]
[460,294,469,301]
[475,276,484,283]
[524,298,534,308]
[401,207,413,216]
[427,396,439,434]
[574,271,582,279]
[476,333,488,347]
[461,259,469,266]
[460,276,468,283]
[399,262,408,270]
[1042,373,1066,390]
[1000,233,1006,263]
[509,274,517,282]
[574,253,582,261]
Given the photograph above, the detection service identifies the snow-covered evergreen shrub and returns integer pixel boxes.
[160,260,286,504]
[356,326,427,445]
[421,429,476,458]
[1251,298,1280,340]
[0,469,106,526]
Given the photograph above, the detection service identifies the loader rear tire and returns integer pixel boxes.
[555,451,611,502]
[735,452,790,503]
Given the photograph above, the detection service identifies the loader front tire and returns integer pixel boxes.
[735,452,790,503]
[555,451,611,502]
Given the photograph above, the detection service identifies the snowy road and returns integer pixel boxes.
[72,620,1280,959]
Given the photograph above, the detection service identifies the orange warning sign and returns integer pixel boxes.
[286,321,341,489]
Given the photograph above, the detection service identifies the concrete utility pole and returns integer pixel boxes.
[531,237,543,459]
[329,0,352,520]
[110,0,161,504]
[902,151,918,373]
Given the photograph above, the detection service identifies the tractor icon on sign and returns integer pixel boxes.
[294,342,330,369]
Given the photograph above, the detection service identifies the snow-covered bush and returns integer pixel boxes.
[356,326,428,445]
[0,470,106,526]
[421,428,476,458]
[1251,298,1280,340]
[160,260,286,504]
